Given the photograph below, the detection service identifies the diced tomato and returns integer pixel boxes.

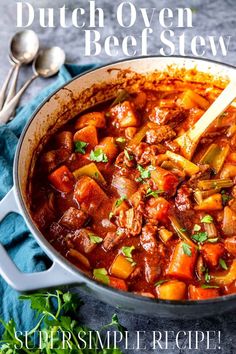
[188,285,219,300]
[109,276,128,291]
[48,165,74,193]
[147,197,171,222]
[166,241,197,281]
[201,243,225,268]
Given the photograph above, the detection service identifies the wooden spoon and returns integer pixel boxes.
[175,80,236,160]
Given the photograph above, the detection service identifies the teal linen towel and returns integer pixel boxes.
[0,63,96,335]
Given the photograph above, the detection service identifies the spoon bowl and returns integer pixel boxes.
[10,30,39,64]
[33,47,66,78]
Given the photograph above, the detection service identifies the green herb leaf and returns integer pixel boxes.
[221,190,232,205]
[115,195,127,207]
[146,188,163,198]
[155,279,168,286]
[89,233,103,244]
[192,232,208,243]
[219,258,228,270]
[93,268,110,285]
[201,215,213,224]
[116,137,126,143]
[137,164,154,180]
[201,284,219,289]
[74,140,88,154]
[90,148,108,163]
[182,243,192,256]
[193,224,201,232]
[180,227,187,232]
[121,246,136,266]
[124,149,133,161]
[204,269,211,283]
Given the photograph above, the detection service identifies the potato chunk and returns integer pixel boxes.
[110,101,139,127]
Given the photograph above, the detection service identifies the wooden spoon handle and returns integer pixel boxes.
[189,80,236,141]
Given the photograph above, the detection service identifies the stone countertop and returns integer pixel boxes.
[0,0,236,353]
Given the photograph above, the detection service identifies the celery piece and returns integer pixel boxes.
[197,179,233,191]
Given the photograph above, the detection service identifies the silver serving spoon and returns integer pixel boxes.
[0,30,39,110]
[0,47,66,125]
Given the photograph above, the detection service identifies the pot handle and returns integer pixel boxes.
[0,188,81,291]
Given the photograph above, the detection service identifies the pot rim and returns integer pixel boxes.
[14,55,236,307]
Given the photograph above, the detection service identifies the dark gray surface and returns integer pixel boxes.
[0,0,236,353]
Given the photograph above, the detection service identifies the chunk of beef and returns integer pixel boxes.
[133,143,166,166]
[224,236,236,257]
[144,256,161,283]
[49,222,67,239]
[67,228,97,254]
[59,207,87,230]
[103,231,125,251]
[175,185,192,212]
[55,131,73,152]
[148,106,187,127]
[146,123,176,144]
[115,151,135,169]
[117,208,143,236]
[41,148,70,174]
[74,176,107,215]
[140,224,158,254]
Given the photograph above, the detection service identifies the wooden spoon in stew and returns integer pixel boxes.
[175,80,236,160]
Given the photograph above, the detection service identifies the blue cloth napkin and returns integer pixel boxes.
[0,63,96,336]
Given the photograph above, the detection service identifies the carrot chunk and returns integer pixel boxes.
[201,243,225,268]
[73,126,98,148]
[147,197,171,222]
[48,165,74,193]
[156,280,187,300]
[166,241,197,280]
[188,285,219,300]
[109,276,128,291]
[151,166,179,195]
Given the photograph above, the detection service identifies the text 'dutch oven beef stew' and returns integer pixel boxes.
[30,77,236,301]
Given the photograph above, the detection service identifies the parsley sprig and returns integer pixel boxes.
[75,140,88,154]
[0,290,124,353]
[121,246,136,266]
[90,148,108,163]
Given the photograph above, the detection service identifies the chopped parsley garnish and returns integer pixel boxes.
[136,164,155,181]
[115,195,127,208]
[204,269,211,283]
[93,268,110,285]
[74,140,88,154]
[182,243,192,256]
[192,231,208,243]
[180,228,187,232]
[116,137,126,143]
[201,215,213,224]
[90,148,108,163]
[155,279,168,287]
[221,190,232,205]
[121,246,136,266]
[193,224,201,232]
[201,284,219,289]
[146,188,163,198]
[219,258,228,270]
[89,233,103,244]
[124,149,133,161]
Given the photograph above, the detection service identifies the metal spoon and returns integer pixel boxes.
[0,30,39,110]
[0,47,66,125]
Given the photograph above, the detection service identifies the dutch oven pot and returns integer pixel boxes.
[0,56,236,319]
